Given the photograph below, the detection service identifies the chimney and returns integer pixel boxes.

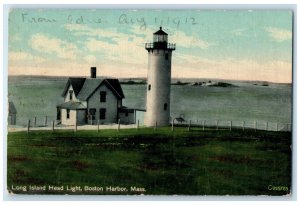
[91,67,96,78]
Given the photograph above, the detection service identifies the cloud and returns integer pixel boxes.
[172,53,291,83]
[129,25,214,49]
[170,31,214,49]
[9,61,148,78]
[30,33,77,59]
[65,24,147,65]
[9,34,21,42]
[84,55,97,63]
[9,51,45,63]
[64,24,215,70]
[264,27,292,42]
[231,28,248,36]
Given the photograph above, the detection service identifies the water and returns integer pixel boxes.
[8,76,292,127]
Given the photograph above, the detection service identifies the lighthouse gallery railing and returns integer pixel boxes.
[145,43,176,50]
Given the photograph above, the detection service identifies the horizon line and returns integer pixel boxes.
[8,74,292,84]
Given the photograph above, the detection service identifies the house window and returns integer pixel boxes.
[165,53,169,60]
[57,108,61,120]
[69,90,73,101]
[66,109,70,119]
[148,84,151,91]
[100,91,107,102]
[100,108,106,120]
[164,103,168,111]
[89,109,96,120]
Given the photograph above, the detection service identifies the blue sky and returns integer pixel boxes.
[8,9,292,83]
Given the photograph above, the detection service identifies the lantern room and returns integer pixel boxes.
[153,27,168,43]
[145,27,175,51]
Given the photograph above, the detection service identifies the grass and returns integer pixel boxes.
[7,127,292,195]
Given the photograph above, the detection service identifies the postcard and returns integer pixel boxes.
[7,8,292,196]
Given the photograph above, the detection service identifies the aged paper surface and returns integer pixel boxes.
[7,9,292,195]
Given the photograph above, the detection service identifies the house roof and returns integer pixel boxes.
[175,117,185,122]
[56,101,87,110]
[62,77,125,101]
[9,101,17,114]
[77,79,103,101]
[104,79,125,99]
[61,78,86,97]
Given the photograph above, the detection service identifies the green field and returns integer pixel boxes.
[7,128,291,195]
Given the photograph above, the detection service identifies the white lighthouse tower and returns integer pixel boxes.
[144,27,176,127]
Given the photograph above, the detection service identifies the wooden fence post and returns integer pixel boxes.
[203,120,205,131]
[97,120,100,133]
[52,120,54,132]
[242,121,245,131]
[74,121,77,133]
[44,115,47,127]
[172,119,174,131]
[188,120,191,131]
[230,121,232,131]
[27,120,30,133]
[34,117,36,127]
[154,121,157,130]
[118,119,120,131]
[137,120,139,130]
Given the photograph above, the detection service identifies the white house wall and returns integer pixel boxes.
[87,84,118,124]
[61,108,77,125]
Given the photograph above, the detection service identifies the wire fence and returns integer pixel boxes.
[12,116,292,133]
[171,119,292,132]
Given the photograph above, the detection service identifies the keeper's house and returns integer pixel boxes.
[57,67,137,125]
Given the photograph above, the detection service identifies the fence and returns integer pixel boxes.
[22,117,136,133]
[18,116,292,133]
[171,119,292,132]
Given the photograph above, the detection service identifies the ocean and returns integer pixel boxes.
[8,76,292,130]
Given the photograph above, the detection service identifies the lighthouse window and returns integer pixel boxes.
[148,84,151,91]
[164,103,168,111]
[165,53,169,60]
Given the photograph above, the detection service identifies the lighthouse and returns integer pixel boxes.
[144,27,176,127]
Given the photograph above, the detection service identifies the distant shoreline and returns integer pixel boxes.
[8,75,292,86]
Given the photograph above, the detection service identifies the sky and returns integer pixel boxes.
[8,9,293,83]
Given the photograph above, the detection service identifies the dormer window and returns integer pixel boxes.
[69,90,73,101]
